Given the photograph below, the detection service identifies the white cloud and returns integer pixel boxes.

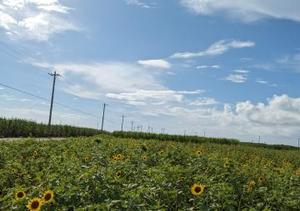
[0,0,77,41]
[125,0,152,8]
[171,40,255,59]
[224,74,247,83]
[256,79,277,87]
[144,94,300,145]
[138,59,171,69]
[106,89,203,105]
[234,95,300,127]
[0,93,31,102]
[31,61,163,95]
[276,54,300,72]
[196,65,220,69]
[234,69,249,73]
[189,97,219,106]
[29,60,203,106]
[180,0,300,23]
[256,80,268,84]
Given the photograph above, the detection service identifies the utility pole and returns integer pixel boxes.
[131,121,134,131]
[298,138,300,149]
[48,71,61,126]
[101,103,107,131]
[121,115,125,131]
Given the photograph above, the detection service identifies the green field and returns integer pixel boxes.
[0,135,299,210]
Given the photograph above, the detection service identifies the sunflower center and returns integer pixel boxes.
[17,192,24,198]
[31,201,40,209]
[195,186,202,193]
[45,193,52,201]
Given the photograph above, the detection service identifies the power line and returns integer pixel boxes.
[0,82,48,102]
[0,81,98,120]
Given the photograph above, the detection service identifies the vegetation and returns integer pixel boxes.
[0,135,299,210]
[0,118,297,150]
[0,118,101,138]
[112,131,299,150]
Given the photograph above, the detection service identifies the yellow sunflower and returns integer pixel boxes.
[247,180,256,193]
[112,156,118,161]
[26,198,43,211]
[224,161,230,168]
[258,176,266,184]
[190,183,205,196]
[42,190,54,204]
[33,151,38,157]
[115,171,123,179]
[295,168,300,176]
[15,190,26,201]
[196,150,203,156]
[142,155,148,161]
[223,158,230,168]
[111,154,124,161]
[84,156,91,162]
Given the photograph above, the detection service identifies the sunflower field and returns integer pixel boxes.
[0,135,299,210]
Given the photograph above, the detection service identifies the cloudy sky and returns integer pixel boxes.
[1,0,300,146]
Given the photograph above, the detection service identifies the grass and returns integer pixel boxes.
[0,135,299,210]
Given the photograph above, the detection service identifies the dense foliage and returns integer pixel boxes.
[0,135,299,210]
[0,118,101,138]
[112,131,298,150]
[113,131,240,145]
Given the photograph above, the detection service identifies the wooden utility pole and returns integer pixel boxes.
[131,121,134,131]
[121,115,125,131]
[101,103,107,131]
[48,71,60,126]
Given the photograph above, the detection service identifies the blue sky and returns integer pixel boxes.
[1,0,300,145]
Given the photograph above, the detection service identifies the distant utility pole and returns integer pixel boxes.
[131,121,134,131]
[48,71,61,126]
[121,115,125,131]
[101,103,107,131]
[298,138,300,149]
